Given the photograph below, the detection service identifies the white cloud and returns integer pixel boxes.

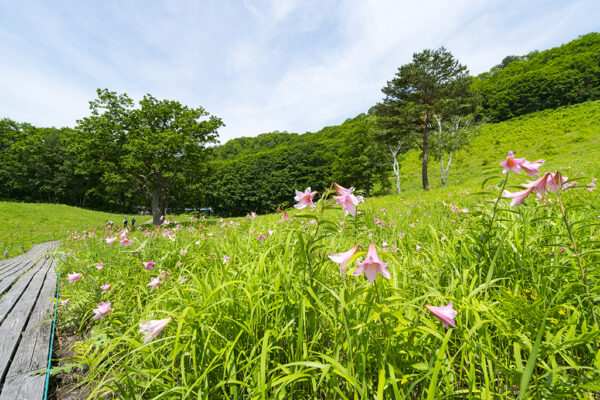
[0,0,598,140]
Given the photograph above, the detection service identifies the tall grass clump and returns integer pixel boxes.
[57,151,599,399]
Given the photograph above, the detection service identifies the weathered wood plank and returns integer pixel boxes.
[0,260,44,324]
[0,241,58,271]
[0,258,27,277]
[0,262,49,382]
[0,373,46,400]
[0,259,37,298]
[0,257,36,280]
[0,242,59,400]
[4,259,56,380]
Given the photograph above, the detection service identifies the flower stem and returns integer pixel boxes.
[557,190,598,327]
[374,282,391,338]
[486,172,509,239]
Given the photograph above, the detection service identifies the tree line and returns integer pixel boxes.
[1,33,598,219]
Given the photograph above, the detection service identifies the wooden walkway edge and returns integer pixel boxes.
[0,241,60,400]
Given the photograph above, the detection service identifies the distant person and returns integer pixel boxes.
[106,220,114,229]
[123,217,128,229]
[131,217,136,229]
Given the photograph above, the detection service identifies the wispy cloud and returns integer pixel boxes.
[0,0,598,141]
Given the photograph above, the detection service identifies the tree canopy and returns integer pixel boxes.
[74,89,223,224]
[375,47,474,189]
[474,32,600,121]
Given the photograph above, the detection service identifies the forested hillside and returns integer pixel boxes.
[474,32,600,121]
[202,115,387,215]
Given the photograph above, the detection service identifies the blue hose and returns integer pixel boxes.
[44,253,64,400]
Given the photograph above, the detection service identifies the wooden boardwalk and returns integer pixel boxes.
[0,241,59,400]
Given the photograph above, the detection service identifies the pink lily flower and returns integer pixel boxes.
[328,245,359,276]
[120,237,132,247]
[521,159,545,177]
[353,243,391,283]
[502,186,535,207]
[68,272,83,283]
[60,299,70,307]
[281,211,290,220]
[500,151,526,174]
[257,233,267,242]
[548,171,568,192]
[143,261,156,271]
[222,255,231,263]
[96,261,105,270]
[159,270,171,281]
[119,230,128,239]
[332,183,363,217]
[139,317,172,343]
[100,282,111,294]
[179,277,187,284]
[147,277,161,291]
[267,229,275,236]
[105,237,117,245]
[399,232,405,238]
[180,249,188,256]
[425,302,457,329]
[92,301,111,320]
[294,187,317,209]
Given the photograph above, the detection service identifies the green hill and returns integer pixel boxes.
[397,100,600,192]
[474,32,600,121]
[0,202,133,257]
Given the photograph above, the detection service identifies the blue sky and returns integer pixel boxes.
[1,0,598,143]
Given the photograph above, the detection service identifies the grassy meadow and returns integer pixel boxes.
[55,142,600,397]
[2,101,597,398]
[0,202,134,257]
[397,100,600,192]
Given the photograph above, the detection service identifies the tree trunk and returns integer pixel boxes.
[435,115,445,185]
[389,145,401,194]
[422,111,430,190]
[152,185,161,225]
[443,137,456,185]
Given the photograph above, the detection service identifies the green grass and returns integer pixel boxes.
[0,202,135,257]
[5,101,600,398]
[395,100,600,193]
[56,172,600,398]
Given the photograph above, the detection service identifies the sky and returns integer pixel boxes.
[1,1,599,143]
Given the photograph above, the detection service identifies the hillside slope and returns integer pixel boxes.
[474,32,600,121]
[397,100,600,193]
[0,202,132,257]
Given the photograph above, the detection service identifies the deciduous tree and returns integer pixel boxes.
[75,89,223,224]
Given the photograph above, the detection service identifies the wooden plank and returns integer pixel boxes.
[0,373,46,400]
[0,262,49,381]
[0,242,59,399]
[0,260,44,324]
[0,258,26,276]
[0,241,58,271]
[5,259,56,378]
[0,259,37,297]
[0,258,36,282]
